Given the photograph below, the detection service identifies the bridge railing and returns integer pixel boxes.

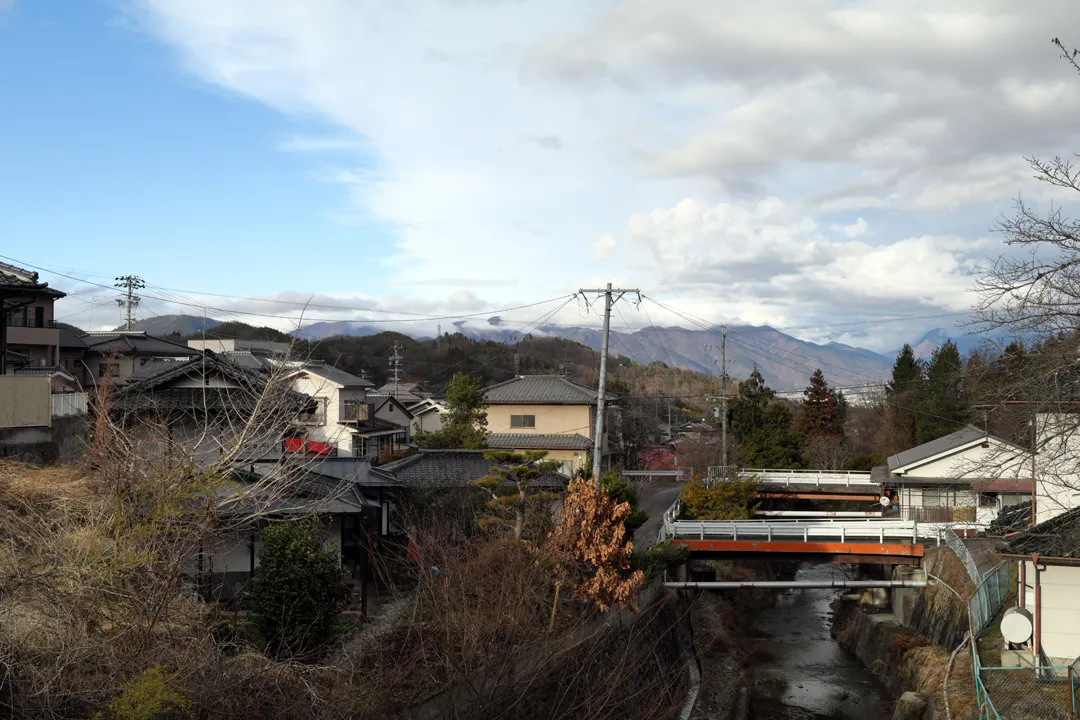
[738,468,876,487]
[661,517,970,546]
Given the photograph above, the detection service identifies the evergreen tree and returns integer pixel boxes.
[881,344,924,451]
[415,372,488,449]
[797,369,847,438]
[743,403,804,468]
[887,344,923,398]
[728,366,775,444]
[916,340,968,444]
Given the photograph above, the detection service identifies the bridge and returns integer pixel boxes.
[656,497,962,565]
[624,468,881,501]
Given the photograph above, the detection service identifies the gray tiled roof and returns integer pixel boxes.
[887,425,991,471]
[1001,506,1080,559]
[486,432,593,450]
[381,449,568,488]
[82,332,199,358]
[303,361,374,388]
[484,375,599,405]
[0,261,62,296]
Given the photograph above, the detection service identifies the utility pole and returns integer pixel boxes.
[389,341,403,395]
[705,327,729,474]
[579,283,640,485]
[114,275,145,331]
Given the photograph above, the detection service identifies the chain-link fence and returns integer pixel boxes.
[974,658,1077,719]
[943,529,983,583]
[969,561,1011,637]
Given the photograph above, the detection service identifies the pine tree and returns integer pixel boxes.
[879,344,924,452]
[743,402,804,468]
[471,450,561,541]
[415,372,488,449]
[728,366,775,443]
[797,369,847,438]
[916,340,968,444]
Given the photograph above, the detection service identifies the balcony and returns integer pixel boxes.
[339,401,373,424]
[5,317,58,329]
[51,392,88,418]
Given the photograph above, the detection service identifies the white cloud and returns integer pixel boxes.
[591,232,616,260]
[123,0,1080,349]
[831,217,868,238]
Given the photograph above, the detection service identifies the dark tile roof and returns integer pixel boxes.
[1000,507,1080,559]
[113,353,310,414]
[3,348,29,366]
[302,361,374,388]
[372,394,414,420]
[354,416,408,436]
[887,425,995,471]
[219,351,273,371]
[131,359,191,381]
[376,382,427,403]
[58,327,87,349]
[0,261,63,296]
[82,331,199,358]
[381,449,568,488]
[486,432,593,450]
[484,375,599,405]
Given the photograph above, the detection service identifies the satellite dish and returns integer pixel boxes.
[1001,606,1033,644]
[879,496,891,507]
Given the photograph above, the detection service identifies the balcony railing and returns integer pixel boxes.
[5,317,58,329]
[51,392,87,418]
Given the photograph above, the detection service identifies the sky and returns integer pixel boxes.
[4,0,1080,353]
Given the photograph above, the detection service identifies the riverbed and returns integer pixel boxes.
[744,563,892,719]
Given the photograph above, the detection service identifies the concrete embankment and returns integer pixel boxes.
[830,548,979,720]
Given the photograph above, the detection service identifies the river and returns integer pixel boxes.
[743,563,892,720]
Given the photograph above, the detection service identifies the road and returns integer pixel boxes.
[633,481,682,548]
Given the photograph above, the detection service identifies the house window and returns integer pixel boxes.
[34,306,44,328]
[922,488,954,507]
[510,414,536,428]
[98,363,120,378]
[352,436,367,457]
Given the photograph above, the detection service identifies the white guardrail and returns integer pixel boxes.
[739,468,875,487]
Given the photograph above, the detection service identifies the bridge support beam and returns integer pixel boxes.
[664,580,929,590]
[673,539,924,563]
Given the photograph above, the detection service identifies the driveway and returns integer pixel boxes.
[633,481,683,548]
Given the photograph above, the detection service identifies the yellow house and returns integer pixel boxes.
[483,374,612,475]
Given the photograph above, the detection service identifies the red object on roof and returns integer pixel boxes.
[283,437,304,453]
[306,440,334,456]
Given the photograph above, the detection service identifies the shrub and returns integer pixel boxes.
[680,474,760,520]
[600,471,648,538]
[632,542,690,578]
[97,666,192,720]
[249,516,349,657]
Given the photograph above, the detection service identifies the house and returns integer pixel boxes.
[376,380,430,405]
[1031,413,1080,524]
[0,261,65,373]
[285,362,409,462]
[408,397,448,435]
[875,425,1031,525]
[482,374,615,475]
[999,507,1080,667]
[194,457,400,611]
[381,448,570,536]
[186,338,292,357]
[81,331,199,387]
[111,352,314,464]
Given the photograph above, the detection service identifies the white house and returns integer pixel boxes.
[286,362,409,461]
[408,397,448,435]
[1000,506,1080,668]
[1033,413,1080,524]
[878,425,1031,526]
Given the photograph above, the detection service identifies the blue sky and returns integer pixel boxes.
[0,0,392,302]
[3,1,1080,352]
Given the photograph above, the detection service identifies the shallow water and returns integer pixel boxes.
[744,564,892,720]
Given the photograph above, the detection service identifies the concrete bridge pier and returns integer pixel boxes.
[890,565,927,627]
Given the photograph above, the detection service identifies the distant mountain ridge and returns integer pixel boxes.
[126,313,896,389]
[120,314,221,336]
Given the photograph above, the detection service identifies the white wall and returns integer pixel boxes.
[1035,414,1080,523]
[899,439,1029,480]
[1020,561,1080,663]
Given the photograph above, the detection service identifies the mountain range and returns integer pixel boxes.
[122,314,1006,390]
